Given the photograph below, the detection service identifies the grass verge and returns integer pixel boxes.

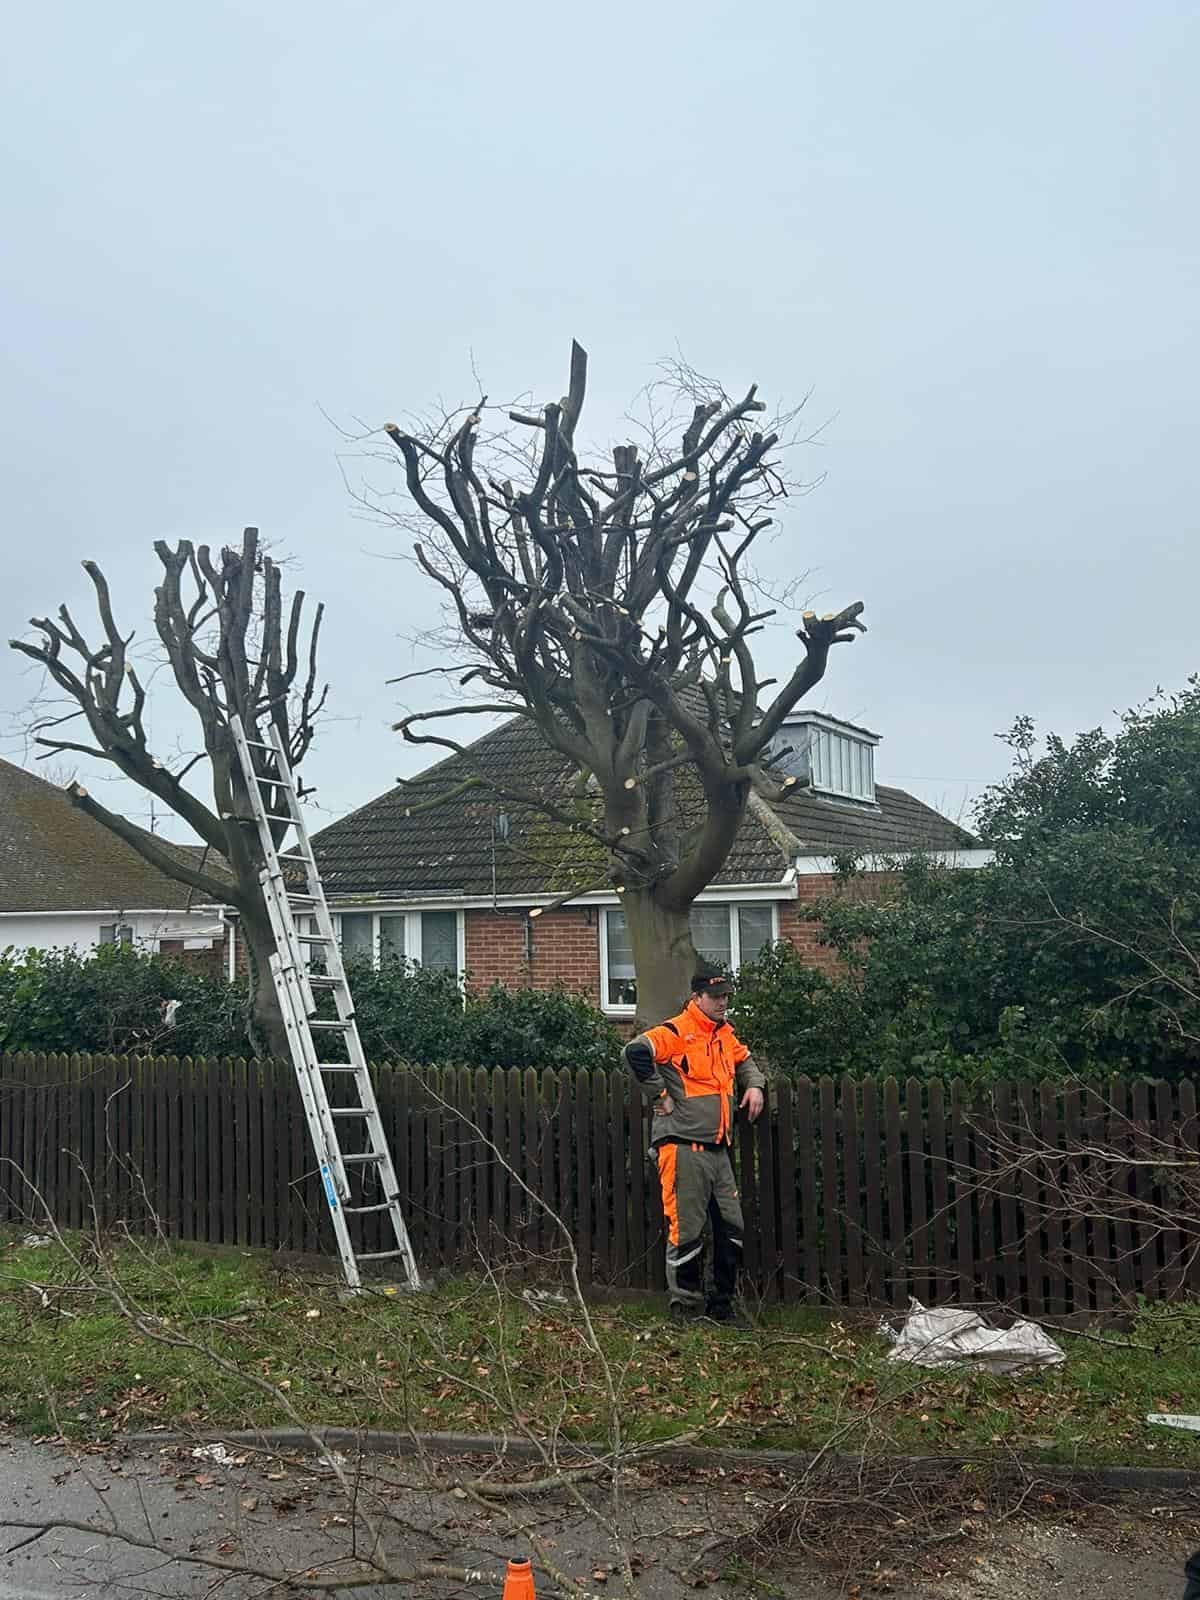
[1,1227,1198,1470]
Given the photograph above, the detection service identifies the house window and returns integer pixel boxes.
[379,914,406,961]
[340,912,374,958]
[333,909,462,977]
[809,728,875,802]
[605,909,638,1009]
[99,923,134,946]
[601,902,779,1013]
[737,904,775,965]
[420,910,458,973]
[770,716,877,802]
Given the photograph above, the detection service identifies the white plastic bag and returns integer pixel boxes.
[881,1299,1065,1375]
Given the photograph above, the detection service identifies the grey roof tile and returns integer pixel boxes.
[313,717,977,899]
[0,757,230,913]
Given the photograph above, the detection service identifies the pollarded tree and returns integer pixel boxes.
[381,344,865,1023]
[9,528,326,1057]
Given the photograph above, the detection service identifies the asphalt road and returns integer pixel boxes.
[0,1432,1195,1599]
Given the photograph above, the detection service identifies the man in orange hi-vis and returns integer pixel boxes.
[624,970,766,1323]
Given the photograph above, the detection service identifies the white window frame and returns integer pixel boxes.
[98,922,134,946]
[599,900,779,1017]
[331,908,466,976]
[811,728,875,802]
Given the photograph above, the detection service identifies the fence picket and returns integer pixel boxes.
[927,1078,950,1304]
[574,1070,593,1283]
[951,1081,973,1302]
[1018,1080,1043,1315]
[1131,1079,1158,1297]
[906,1079,930,1304]
[1038,1081,1067,1314]
[840,1077,865,1304]
[820,1077,840,1304]
[1178,1079,1200,1296]
[591,1070,610,1281]
[1107,1079,1137,1305]
[883,1078,905,1306]
[775,1079,799,1301]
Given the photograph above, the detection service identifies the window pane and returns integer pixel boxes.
[420,911,458,974]
[379,914,406,961]
[605,909,637,1008]
[690,904,732,969]
[340,912,374,956]
[812,730,827,789]
[737,905,774,967]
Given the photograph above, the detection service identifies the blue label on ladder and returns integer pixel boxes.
[320,1164,339,1212]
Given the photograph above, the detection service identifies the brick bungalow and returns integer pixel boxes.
[312,710,988,1022]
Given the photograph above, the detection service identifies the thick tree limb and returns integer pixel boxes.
[65,782,233,903]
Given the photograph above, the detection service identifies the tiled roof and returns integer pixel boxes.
[312,716,977,900]
[0,757,229,913]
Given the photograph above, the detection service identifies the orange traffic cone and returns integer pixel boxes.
[502,1555,536,1597]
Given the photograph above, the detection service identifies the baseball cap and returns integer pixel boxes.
[691,972,733,997]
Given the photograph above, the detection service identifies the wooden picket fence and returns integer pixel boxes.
[0,1051,1197,1311]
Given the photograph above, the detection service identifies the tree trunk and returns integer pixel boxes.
[237,905,290,1061]
[622,889,699,1030]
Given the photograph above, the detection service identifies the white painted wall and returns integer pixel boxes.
[0,908,224,955]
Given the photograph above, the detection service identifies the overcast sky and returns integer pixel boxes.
[1,1,1196,842]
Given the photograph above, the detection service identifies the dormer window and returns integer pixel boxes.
[772,712,879,803]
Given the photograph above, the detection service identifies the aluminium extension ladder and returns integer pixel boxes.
[229,714,421,1294]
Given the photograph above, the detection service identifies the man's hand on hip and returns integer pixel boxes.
[654,1093,675,1116]
[740,1087,764,1122]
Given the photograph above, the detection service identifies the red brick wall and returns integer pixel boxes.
[463,879,898,999]
[464,907,602,1004]
[157,936,228,979]
[784,870,899,975]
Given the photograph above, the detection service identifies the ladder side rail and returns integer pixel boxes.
[266,944,364,1292]
[259,868,352,1201]
[230,715,291,870]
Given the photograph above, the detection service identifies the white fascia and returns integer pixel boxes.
[794,848,994,875]
[0,904,229,918]
[327,878,794,914]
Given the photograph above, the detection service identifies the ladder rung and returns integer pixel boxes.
[297,934,334,944]
[318,1063,360,1072]
[278,852,309,862]
[310,1018,354,1030]
[355,1250,409,1262]
[263,812,296,824]
[330,1106,374,1118]
[341,1152,385,1166]
[344,1201,397,1214]
[242,738,276,750]
[306,974,341,986]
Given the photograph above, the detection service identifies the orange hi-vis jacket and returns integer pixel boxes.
[624,1000,766,1147]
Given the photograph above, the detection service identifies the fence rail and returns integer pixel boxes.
[0,1052,1196,1311]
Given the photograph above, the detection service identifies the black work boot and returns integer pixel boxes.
[669,1301,702,1326]
[704,1300,753,1329]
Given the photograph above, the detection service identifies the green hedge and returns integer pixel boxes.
[0,945,622,1070]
